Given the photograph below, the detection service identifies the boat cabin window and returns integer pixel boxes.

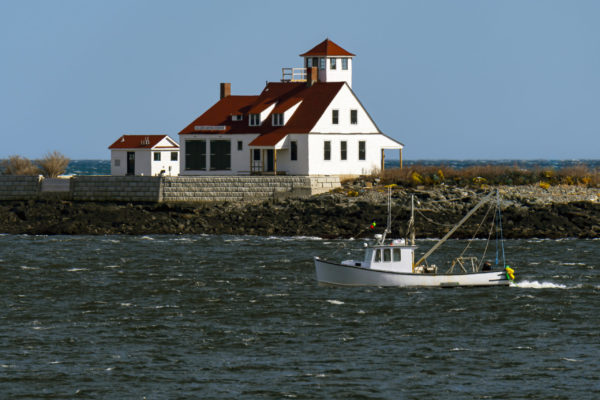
[393,248,401,261]
[383,249,391,262]
[374,249,381,262]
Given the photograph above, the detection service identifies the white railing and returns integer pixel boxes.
[281,67,307,82]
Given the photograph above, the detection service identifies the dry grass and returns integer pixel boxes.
[37,151,70,178]
[1,155,40,176]
[379,164,600,188]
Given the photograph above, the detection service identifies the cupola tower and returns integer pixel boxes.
[299,39,355,88]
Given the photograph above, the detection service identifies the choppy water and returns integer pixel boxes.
[1,235,599,399]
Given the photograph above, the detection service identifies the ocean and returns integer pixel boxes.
[1,235,599,399]
[63,159,600,176]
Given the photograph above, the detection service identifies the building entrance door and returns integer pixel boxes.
[127,152,135,175]
[266,150,274,172]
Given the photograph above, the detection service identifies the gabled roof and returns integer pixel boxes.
[108,135,179,149]
[178,81,345,136]
[299,39,355,57]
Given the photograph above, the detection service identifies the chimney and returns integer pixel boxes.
[307,66,318,87]
[220,82,231,99]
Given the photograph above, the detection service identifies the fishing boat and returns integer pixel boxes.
[314,189,515,287]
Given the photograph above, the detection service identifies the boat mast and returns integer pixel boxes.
[410,194,415,246]
[380,187,392,244]
[413,191,494,268]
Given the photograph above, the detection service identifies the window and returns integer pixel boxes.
[114,159,120,167]
[342,58,349,70]
[330,58,336,70]
[324,141,331,161]
[185,140,206,170]
[359,141,366,160]
[171,152,178,161]
[374,249,381,262]
[272,113,284,126]
[253,149,261,161]
[249,114,261,126]
[319,57,325,70]
[237,141,243,151]
[340,141,347,160]
[231,114,243,121]
[350,109,358,125]
[291,141,297,161]
[154,152,161,161]
[306,58,313,68]
[332,109,339,125]
[393,248,401,261]
[383,249,391,262]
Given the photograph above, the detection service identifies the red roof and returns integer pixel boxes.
[249,132,288,147]
[108,135,178,149]
[299,39,355,57]
[178,82,345,137]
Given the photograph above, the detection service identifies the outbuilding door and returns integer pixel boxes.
[127,152,135,175]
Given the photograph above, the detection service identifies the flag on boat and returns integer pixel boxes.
[369,221,376,229]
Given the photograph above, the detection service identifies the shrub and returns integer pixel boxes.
[37,151,70,178]
[1,155,40,175]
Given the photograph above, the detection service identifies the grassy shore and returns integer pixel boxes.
[375,164,600,188]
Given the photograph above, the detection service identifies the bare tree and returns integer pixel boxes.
[37,151,70,178]
[1,155,40,175]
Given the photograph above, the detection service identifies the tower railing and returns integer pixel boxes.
[281,67,307,82]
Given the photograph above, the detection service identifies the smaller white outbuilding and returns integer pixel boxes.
[108,135,180,176]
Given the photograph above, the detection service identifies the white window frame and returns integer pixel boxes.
[231,114,243,121]
[350,109,358,125]
[272,113,284,126]
[330,58,336,70]
[153,152,161,161]
[332,109,339,125]
[249,114,261,126]
[342,58,349,70]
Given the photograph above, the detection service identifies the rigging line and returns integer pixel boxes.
[415,208,456,227]
[498,192,506,266]
[457,200,495,260]
[478,208,497,271]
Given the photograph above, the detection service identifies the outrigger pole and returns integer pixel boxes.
[413,191,495,268]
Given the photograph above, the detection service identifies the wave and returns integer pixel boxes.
[512,280,574,289]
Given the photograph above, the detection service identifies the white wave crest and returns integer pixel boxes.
[512,280,569,289]
[326,300,344,305]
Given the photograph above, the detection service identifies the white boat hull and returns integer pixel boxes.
[315,258,510,287]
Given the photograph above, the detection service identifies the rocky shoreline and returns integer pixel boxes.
[1,185,599,238]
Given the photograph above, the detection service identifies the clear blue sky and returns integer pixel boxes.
[1,0,599,160]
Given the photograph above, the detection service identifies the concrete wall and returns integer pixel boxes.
[0,176,42,200]
[0,175,340,203]
[72,176,162,202]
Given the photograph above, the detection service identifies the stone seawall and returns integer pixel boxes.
[0,176,42,200]
[0,175,341,202]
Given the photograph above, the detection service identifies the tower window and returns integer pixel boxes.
[319,58,325,70]
[342,58,349,70]
[330,58,336,70]
[306,58,313,68]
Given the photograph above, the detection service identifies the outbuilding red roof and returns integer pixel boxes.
[108,135,179,149]
[178,81,345,137]
[299,39,355,57]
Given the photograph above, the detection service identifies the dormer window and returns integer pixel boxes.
[232,114,243,121]
[272,113,284,126]
[249,114,261,126]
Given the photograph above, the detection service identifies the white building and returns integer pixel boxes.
[178,39,403,176]
[108,135,180,176]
